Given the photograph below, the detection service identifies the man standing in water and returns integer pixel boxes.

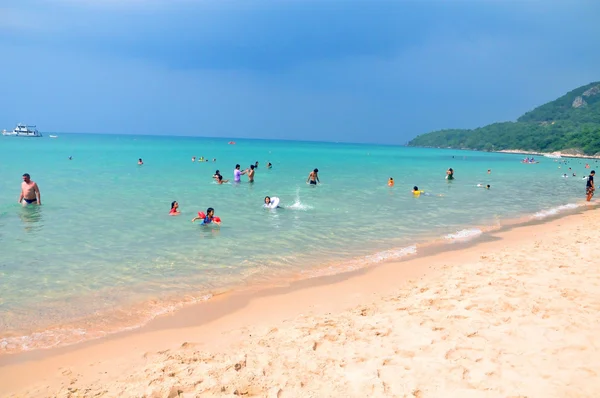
[247,165,256,182]
[19,173,41,205]
[233,164,247,183]
[586,170,595,202]
[307,168,320,185]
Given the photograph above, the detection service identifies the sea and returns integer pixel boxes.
[0,133,597,354]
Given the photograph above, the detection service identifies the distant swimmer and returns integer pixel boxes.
[19,173,41,206]
[487,169,491,174]
[234,164,247,183]
[255,161,259,168]
[446,168,454,180]
[138,158,144,165]
[213,158,216,162]
[388,177,394,187]
[585,164,590,169]
[169,201,180,216]
[213,170,221,181]
[477,184,491,189]
[192,156,196,162]
[191,207,221,226]
[264,196,282,209]
[216,174,229,184]
[412,186,424,197]
[247,165,256,182]
[68,156,72,160]
[307,168,320,185]
[586,170,595,201]
[267,162,272,169]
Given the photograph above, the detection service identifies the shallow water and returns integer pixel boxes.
[0,133,596,352]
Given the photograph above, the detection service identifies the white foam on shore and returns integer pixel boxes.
[533,203,579,219]
[445,228,483,241]
[304,245,418,278]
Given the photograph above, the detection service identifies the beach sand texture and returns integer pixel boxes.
[7,209,600,397]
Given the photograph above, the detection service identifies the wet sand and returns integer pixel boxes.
[2,207,600,397]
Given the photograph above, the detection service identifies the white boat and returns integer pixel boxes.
[2,123,43,137]
[544,153,562,159]
[49,135,58,138]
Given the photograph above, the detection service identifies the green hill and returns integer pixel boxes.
[408,81,600,155]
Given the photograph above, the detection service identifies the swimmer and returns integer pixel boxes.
[247,164,255,182]
[213,170,221,180]
[68,156,72,160]
[255,161,259,168]
[216,174,229,184]
[191,207,221,226]
[412,186,425,196]
[446,168,454,180]
[388,177,394,187]
[192,156,196,162]
[138,158,143,165]
[19,173,41,206]
[264,196,282,209]
[307,168,320,185]
[477,184,491,189]
[487,169,491,174]
[169,201,180,216]
[213,158,216,162]
[234,164,247,182]
[267,162,272,169]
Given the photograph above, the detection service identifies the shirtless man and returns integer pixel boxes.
[307,168,320,185]
[19,173,41,205]
[247,165,255,182]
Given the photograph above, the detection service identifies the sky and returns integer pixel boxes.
[1,0,599,144]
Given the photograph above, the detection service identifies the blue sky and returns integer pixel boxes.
[1,0,599,144]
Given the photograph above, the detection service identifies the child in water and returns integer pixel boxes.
[412,186,425,196]
[446,168,454,180]
[169,201,180,215]
[388,177,394,187]
[264,196,282,209]
[191,207,221,226]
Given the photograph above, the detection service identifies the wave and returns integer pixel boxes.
[304,245,417,278]
[444,228,483,241]
[532,203,579,219]
[0,294,213,354]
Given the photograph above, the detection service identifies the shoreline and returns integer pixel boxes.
[0,200,594,356]
[2,204,599,396]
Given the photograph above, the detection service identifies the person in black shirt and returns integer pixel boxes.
[586,170,595,202]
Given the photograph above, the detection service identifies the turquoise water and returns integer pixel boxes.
[0,134,596,352]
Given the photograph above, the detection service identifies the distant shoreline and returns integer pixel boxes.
[408,145,600,160]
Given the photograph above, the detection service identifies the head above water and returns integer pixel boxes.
[235,164,241,170]
[413,186,418,191]
[314,168,319,173]
[592,170,596,175]
[22,173,31,181]
[250,165,255,170]
[264,196,271,203]
[171,201,178,209]
[206,207,214,217]
[389,177,393,181]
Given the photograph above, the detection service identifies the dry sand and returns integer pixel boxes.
[2,208,600,397]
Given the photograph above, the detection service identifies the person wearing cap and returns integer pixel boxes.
[19,173,41,205]
[307,168,320,185]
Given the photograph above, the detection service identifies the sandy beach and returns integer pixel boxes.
[2,207,600,397]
